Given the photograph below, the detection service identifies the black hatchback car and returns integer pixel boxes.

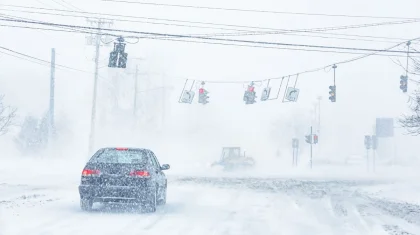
[78,147,170,212]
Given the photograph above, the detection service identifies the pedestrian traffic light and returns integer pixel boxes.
[305,134,312,144]
[243,85,256,104]
[400,75,408,93]
[198,88,209,104]
[313,134,318,144]
[329,85,336,102]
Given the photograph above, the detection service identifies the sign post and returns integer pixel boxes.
[372,135,377,172]
[292,138,299,167]
[364,135,372,172]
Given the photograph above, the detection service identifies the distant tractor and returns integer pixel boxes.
[211,147,255,171]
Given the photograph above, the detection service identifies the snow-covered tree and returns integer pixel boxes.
[14,113,49,154]
[400,57,420,135]
[0,94,17,136]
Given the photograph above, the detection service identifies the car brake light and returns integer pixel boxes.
[82,169,100,176]
[129,170,150,177]
[116,147,129,151]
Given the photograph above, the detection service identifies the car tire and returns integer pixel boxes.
[157,185,167,205]
[143,186,157,213]
[80,198,93,211]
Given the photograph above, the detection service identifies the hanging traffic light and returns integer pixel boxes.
[198,88,209,104]
[305,134,312,144]
[329,85,336,102]
[243,85,256,104]
[108,51,118,68]
[400,75,408,93]
[118,52,128,68]
[108,37,128,69]
[313,134,318,144]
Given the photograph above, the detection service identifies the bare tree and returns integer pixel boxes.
[0,94,17,136]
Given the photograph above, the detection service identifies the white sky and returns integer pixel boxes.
[0,0,419,164]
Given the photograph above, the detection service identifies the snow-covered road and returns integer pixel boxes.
[2,175,420,235]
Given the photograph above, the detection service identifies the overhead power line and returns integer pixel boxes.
[101,0,420,21]
[0,12,96,35]
[1,8,418,44]
[1,17,419,56]
[0,10,416,44]
[0,46,93,74]
[193,36,420,84]
[0,50,55,68]
[58,0,83,11]
[150,37,418,58]
[51,0,74,10]
[0,4,413,42]
[1,23,414,57]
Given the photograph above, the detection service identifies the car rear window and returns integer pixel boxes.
[90,149,148,164]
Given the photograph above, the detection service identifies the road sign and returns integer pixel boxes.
[261,87,271,101]
[180,91,195,104]
[364,135,372,149]
[376,118,394,137]
[285,87,300,102]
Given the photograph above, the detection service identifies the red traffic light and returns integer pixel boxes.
[199,88,204,94]
[248,86,255,92]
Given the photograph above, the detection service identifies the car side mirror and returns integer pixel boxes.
[161,164,170,170]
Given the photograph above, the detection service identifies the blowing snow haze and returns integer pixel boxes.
[1,0,420,234]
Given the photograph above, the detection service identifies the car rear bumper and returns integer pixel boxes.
[79,185,152,203]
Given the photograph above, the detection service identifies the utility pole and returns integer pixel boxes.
[86,18,113,155]
[49,48,56,141]
[317,96,321,134]
[133,65,139,115]
[126,58,145,116]
[161,73,167,127]
[316,96,322,160]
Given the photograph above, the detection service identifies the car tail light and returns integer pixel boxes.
[129,170,150,177]
[82,169,100,176]
[116,147,129,151]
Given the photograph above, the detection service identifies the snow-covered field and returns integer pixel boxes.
[1,157,420,235]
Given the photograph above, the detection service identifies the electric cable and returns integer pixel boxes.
[193,36,420,84]
[0,4,413,42]
[101,0,420,21]
[0,46,93,74]
[1,17,418,56]
[0,7,411,43]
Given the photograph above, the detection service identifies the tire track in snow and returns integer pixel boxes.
[334,191,420,235]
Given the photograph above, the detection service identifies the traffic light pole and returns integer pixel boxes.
[366,149,369,172]
[292,147,295,167]
[49,48,55,143]
[310,126,313,169]
[373,149,376,172]
[88,25,101,155]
